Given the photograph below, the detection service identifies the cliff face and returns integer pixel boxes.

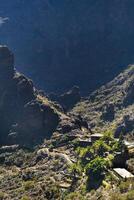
[0,46,60,146]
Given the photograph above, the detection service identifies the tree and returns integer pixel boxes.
[91,140,111,157]
[85,157,110,178]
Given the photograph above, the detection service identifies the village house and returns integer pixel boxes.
[113,168,134,180]
[90,133,103,143]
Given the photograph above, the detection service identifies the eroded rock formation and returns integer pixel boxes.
[0,46,59,146]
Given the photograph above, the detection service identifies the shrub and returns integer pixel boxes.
[76,147,90,158]
[110,193,124,200]
[64,192,86,200]
[102,130,114,142]
[69,162,83,176]
[23,181,35,191]
[0,191,5,200]
[85,157,109,177]
[41,179,60,199]
[125,190,134,200]
[119,181,130,193]
[92,140,111,156]
[21,195,31,200]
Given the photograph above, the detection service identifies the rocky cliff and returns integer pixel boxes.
[0,46,60,146]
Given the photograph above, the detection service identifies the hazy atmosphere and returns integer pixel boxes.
[1,0,134,94]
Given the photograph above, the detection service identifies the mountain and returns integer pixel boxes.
[0,45,68,146]
[0,46,90,199]
[71,65,134,139]
[0,45,86,146]
[0,47,134,199]
[1,0,134,94]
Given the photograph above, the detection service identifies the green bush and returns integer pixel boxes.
[69,162,83,176]
[119,181,130,193]
[41,180,60,199]
[85,157,109,177]
[110,193,124,200]
[92,140,111,156]
[21,195,31,200]
[23,181,35,191]
[125,190,134,200]
[64,192,86,200]
[0,191,5,200]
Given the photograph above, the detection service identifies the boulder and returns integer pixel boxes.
[36,148,49,162]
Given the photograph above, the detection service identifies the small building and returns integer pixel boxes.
[113,168,134,180]
[90,133,103,143]
[59,182,71,189]
[77,138,92,147]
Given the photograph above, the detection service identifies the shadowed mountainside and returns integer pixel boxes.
[0,46,87,147]
[1,0,134,94]
[0,45,61,146]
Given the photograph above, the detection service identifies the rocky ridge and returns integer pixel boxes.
[71,65,134,140]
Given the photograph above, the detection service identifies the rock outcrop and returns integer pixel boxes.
[0,46,60,146]
[123,78,134,106]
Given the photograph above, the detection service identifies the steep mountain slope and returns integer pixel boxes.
[0,45,72,146]
[1,1,134,94]
[0,46,89,200]
[71,65,134,139]
[0,47,134,199]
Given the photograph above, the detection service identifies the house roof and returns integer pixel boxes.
[124,140,134,149]
[113,168,134,179]
[91,133,103,137]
